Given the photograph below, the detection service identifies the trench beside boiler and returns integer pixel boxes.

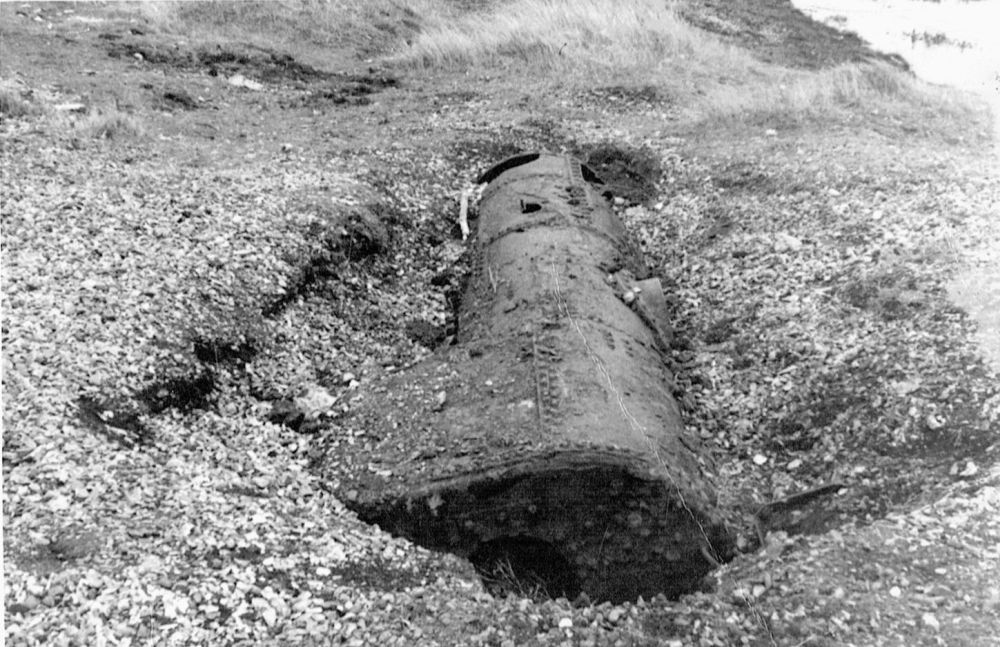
[328,153,735,602]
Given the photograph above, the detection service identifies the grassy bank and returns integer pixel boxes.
[138,0,987,136]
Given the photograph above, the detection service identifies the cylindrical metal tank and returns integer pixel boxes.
[327,153,734,602]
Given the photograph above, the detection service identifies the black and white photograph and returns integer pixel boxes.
[2,0,998,645]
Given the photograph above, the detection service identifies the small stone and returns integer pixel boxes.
[48,494,71,511]
[773,232,802,252]
[558,617,573,629]
[752,454,768,466]
[295,385,336,419]
[138,555,163,574]
[889,586,901,598]
[607,607,624,623]
[959,461,979,477]
[922,612,940,630]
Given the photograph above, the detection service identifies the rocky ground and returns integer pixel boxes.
[2,1,999,646]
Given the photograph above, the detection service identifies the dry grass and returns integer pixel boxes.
[394,0,741,72]
[700,61,980,126]
[478,556,551,601]
[391,0,978,131]
[0,86,36,119]
[73,108,144,140]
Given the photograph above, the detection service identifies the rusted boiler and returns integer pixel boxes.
[329,153,734,602]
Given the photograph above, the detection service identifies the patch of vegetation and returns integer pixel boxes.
[838,264,926,321]
[641,607,692,640]
[711,160,777,192]
[107,38,332,83]
[284,73,399,108]
[701,61,951,126]
[394,0,725,72]
[404,318,447,348]
[187,308,270,366]
[263,205,390,317]
[78,395,153,449]
[74,107,144,140]
[905,29,972,49]
[591,84,664,105]
[471,536,582,602]
[161,89,198,110]
[324,556,437,591]
[15,527,104,578]
[0,86,36,118]
[577,143,663,206]
[136,369,216,414]
[192,336,260,365]
[703,315,739,344]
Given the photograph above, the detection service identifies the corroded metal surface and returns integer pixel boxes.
[328,153,734,601]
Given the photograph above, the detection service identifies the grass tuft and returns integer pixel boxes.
[75,108,144,140]
[0,86,37,119]
[478,556,551,601]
